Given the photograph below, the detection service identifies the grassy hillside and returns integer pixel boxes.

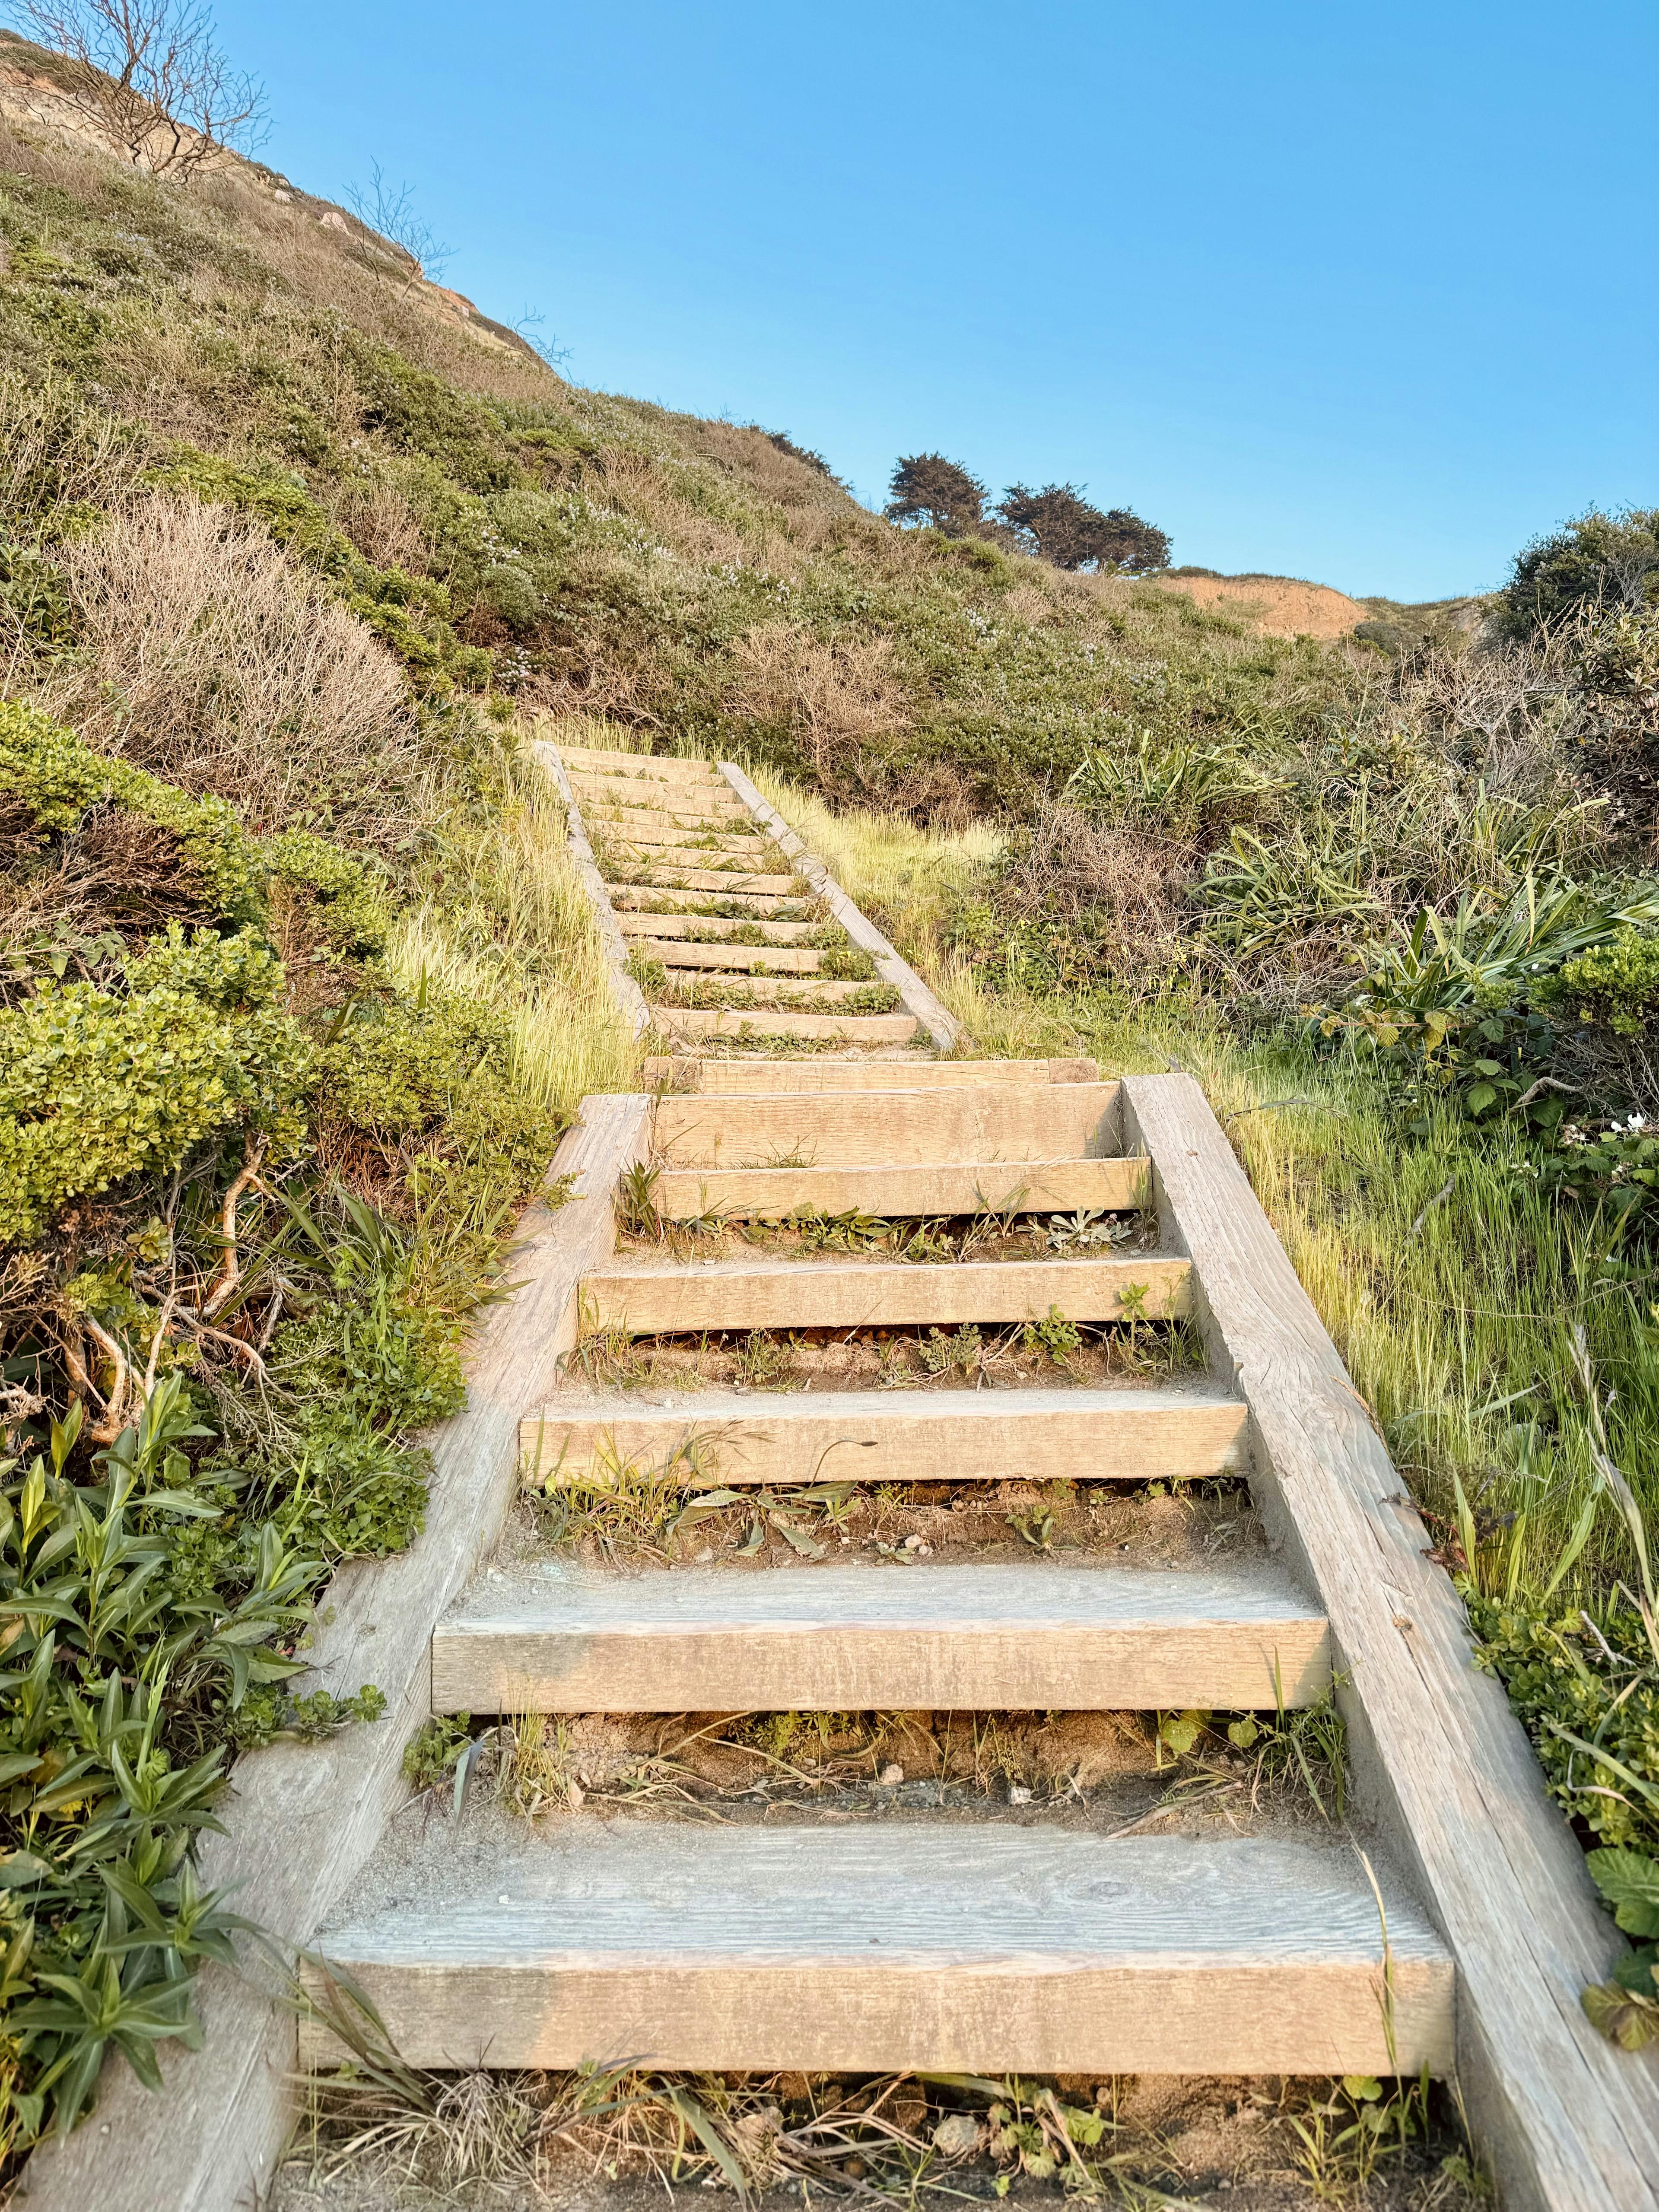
[1,49,1658,2155]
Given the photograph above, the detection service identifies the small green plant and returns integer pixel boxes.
[625,949,668,995]
[733,1330,797,1388]
[1045,1207,1131,1253]
[916,1325,983,1376]
[1580,1848,1659,2048]
[402,1713,473,1792]
[1021,1305,1083,1363]
[616,1160,663,1239]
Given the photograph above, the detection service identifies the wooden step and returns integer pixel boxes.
[300,1827,1454,2076]
[559,745,725,783]
[659,976,893,1006]
[611,885,813,917]
[570,776,745,817]
[621,914,823,944]
[649,941,826,973]
[580,1254,1189,1334]
[578,794,753,827]
[598,827,774,856]
[652,1006,920,1043]
[655,1156,1147,1218]
[654,1083,1122,1167]
[647,1056,1100,1091]
[434,1557,1326,1713]
[607,866,802,896]
[521,1383,1247,1487]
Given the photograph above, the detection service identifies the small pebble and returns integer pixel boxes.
[878,1763,904,1785]
[497,1894,510,1904]
[1009,1784,1033,1806]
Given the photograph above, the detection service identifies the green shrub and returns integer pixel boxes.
[1538,931,1659,1038]
[0,924,310,1246]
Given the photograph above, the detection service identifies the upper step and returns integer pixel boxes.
[581,1254,1189,1334]
[433,1557,1330,1713]
[622,914,824,944]
[653,1006,922,1044]
[300,1826,1454,2077]
[606,865,802,896]
[654,1082,1123,1167]
[521,1382,1248,1487]
[645,1055,1100,1091]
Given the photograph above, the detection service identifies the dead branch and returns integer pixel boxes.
[203,1138,268,1318]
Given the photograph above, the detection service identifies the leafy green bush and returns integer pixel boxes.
[1468,1593,1659,1851]
[1538,931,1659,1038]
[0,924,309,1246]
[1500,507,1659,638]
[1581,1848,1659,2049]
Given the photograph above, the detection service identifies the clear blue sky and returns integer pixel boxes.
[215,0,1656,601]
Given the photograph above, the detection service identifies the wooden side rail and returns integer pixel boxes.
[1122,1073,1659,2212]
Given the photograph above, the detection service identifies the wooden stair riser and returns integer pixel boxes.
[607,868,803,896]
[298,1832,1453,2079]
[652,1007,921,1043]
[520,1389,1248,1488]
[654,1157,1148,1219]
[611,885,816,917]
[644,1056,1101,1092]
[434,1616,1331,1716]
[654,1083,1124,1168]
[656,977,898,1007]
[597,832,778,861]
[622,915,823,944]
[579,1255,1190,1334]
[647,942,827,974]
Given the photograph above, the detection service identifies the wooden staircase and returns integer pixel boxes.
[293,747,1659,2209]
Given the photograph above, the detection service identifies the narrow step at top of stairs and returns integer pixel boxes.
[300,1825,1453,2078]
[651,1080,1124,1164]
[432,1555,1332,1714]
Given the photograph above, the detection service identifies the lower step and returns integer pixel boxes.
[432,1558,1331,1712]
[300,1827,1453,2076]
[644,1055,1100,1090]
[520,1384,1248,1487]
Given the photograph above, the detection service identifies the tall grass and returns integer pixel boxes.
[390,746,639,1119]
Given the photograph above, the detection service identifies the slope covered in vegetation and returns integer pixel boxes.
[0,44,1658,2155]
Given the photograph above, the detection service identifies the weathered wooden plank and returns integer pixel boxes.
[435,1557,1328,1713]
[653,1084,1123,1167]
[651,1005,920,1043]
[610,884,814,916]
[648,941,826,973]
[1120,1074,1659,2212]
[19,1096,653,2212]
[300,1829,1452,2076]
[532,742,650,1036]
[658,975,900,1006]
[621,913,822,944]
[581,1253,1190,1333]
[559,745,728,784]
[645,1056,1099,1091]
[607,865,803,895]
[519,1382,1248,1488]
[654,1156,1147,1218]
[719,762,965,1052]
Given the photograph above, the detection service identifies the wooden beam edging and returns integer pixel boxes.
[716,761,965,1053]
[533,738,651,1036]
[1120,1073,1659,2212]
[19,1096,652,2212]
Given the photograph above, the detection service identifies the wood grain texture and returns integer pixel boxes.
[620,914,823,944]
[581,1253,1190,1333]
[651,1005,920,1043]
[1120,1074,1659,2212]
[19,1096,653,2212]
[610,885,810,916]
[645,1056,1099,1092]
[654,1084,1123,1167]
[658,975,904,1007]
[600,829,775,858]
[719,761,965,1052]
[607,865,803,896]
[648,941,826,973]
[300,1829,1452,2076]
[581,799,755,830]
[433,1557,1329,1712]
[533,742,651,1036]
[518,1382,1249,1487]
[655,1156,1147,1219]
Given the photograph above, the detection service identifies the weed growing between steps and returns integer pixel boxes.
[277,2051,1486,2208]
[563,1313,1201,1398]
[611,1197,1155,1267]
